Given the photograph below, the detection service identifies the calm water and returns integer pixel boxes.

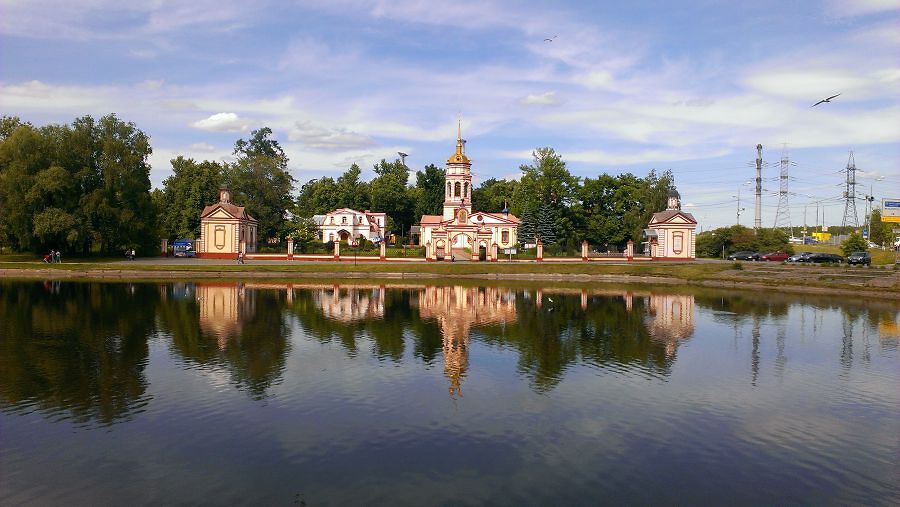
[0,281,898,505]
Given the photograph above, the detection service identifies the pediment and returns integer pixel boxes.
[206,207,238,220]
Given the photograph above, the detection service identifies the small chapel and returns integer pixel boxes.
[645,189,697,260]
[198,186,258,258]
[418,125,519,261]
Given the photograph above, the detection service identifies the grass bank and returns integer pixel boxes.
[1,259,897,299]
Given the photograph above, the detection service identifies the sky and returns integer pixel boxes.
[1,0,898,230]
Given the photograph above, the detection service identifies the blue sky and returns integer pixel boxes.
[1,0,898,229]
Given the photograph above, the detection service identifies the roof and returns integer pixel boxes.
[420,215,444,224]
[446,122,471,165]
[649,209,697,225]
[201,202,257,222]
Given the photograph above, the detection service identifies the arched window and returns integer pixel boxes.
[454,181,461,198]
[463,182,468,199]
[447,182,451,197]
[330,217,335,224]
[342,216,347,225]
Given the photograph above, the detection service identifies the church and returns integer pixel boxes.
[419,126,519,261]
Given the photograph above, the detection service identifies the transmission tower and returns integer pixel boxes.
[773,145,793,236]
[841,151,859,229]
[754,144,763,229]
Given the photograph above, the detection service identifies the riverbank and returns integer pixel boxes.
[2,260,898,299]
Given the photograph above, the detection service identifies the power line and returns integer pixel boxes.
[841,151,859,228]
[773,145,793,236]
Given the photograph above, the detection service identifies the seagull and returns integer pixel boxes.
[544,35,558,42]
[811,93,840,107]
[547,297,554,303]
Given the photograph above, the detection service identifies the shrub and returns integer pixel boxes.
[840,232,867,257]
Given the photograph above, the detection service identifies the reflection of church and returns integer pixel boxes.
[646,293,695,357]
[417,286,517,395]
[418,125,519,261]
[197,283,256,347]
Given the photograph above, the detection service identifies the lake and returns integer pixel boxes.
[0,280,897,505]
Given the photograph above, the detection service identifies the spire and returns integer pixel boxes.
[447,119,471,164]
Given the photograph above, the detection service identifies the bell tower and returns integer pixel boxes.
[443,121,473,220]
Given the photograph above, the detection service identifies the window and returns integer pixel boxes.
[454,182,461,198]
[214,225,226,250]
[342,216,347,225]
[502,230,509,244]
[463,182,468,199]
[673,232,683,254]
[330,217,335,224]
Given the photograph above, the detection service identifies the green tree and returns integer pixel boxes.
[412,163,445,218]
[336,163,370,210]
[868,209,893,247]
[841,231,868,256]
[79,114,157,254]
[296,177,340,217]
[157,157,224,240]
[370,158,414,236]
[472,178,517,213]
[227,128,295,244]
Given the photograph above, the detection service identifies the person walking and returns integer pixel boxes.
[55,250,61,263]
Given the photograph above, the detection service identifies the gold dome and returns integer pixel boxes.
[447,121,471,165]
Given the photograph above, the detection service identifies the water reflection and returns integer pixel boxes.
[418,286,518,395]
[0,282,155,424]
[2,280,898,422]
[157,282,290,399]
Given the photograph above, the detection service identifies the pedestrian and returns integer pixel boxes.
[43,252,51,263]
[55,250,61,263]
[130,249,136,261]
[236,251,243,264]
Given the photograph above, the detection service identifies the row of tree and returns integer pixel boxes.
[4,113,761,255]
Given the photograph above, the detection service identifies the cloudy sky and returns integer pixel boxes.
[2,0,898,229]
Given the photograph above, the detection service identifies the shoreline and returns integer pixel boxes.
[2,262,898,300]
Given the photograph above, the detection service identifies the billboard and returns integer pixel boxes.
[882,198,900,223]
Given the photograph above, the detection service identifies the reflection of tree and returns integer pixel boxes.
[157,283,290,399]
[478,291,683,392]
[288,286,441,363]
[0,281,155,424]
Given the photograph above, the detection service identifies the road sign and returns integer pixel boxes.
[882,198,900,223]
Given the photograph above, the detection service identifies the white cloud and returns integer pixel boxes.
[826,0,900,18]
[141,79,164,89]
[287,120,376,151]
[188,142,218,152]
[519,92,560,106]
[190,112,254,132]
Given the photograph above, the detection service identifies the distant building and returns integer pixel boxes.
[645,189,697,260]
[315,208,387,243]
[418,125,519,260]
[199,186,258,258]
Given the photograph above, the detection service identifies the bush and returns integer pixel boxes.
[840,232,867,257]
[732,262,743,270]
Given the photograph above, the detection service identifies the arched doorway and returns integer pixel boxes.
[435,239,446,260]
[478,240,487,261]
[338,230,350,242]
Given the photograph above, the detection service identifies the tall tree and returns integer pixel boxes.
[336,163,370,211]
[226,128,295,243]
[369,158,414,235]
[472,178,517,213]
[157,157,224,240]
[413,163,445,218]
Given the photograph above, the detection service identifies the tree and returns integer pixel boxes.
[285,216,319,252]
[370,158,414,235]
[412,163,445,218]
[296,177,340,217]
[841,232,868,256]
[518,208,536,246]
[227,128,295,244]
[868,209,893,247]
[336,163,370,211]
[536,202,558,245]
[157,157,224,240]
[472,178,517,213]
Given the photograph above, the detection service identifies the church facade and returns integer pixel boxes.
[419,126,519,261]
[198,186,258,258]
[645,190,697,260]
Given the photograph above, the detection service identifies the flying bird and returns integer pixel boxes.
[811,93,841,107]
[544,35,558,42]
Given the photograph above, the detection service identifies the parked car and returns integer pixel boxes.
[847,251,871,266]
[761,251,790,262]
[801,253,843,264]
[727,251,760,261]
[786,252,813,263]
[803,237,819,245]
